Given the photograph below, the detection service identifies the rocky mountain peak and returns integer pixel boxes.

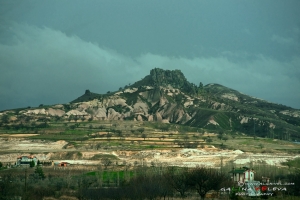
[131,68,197,95]
[150,68,187,87]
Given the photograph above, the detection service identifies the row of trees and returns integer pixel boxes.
[0,166,225,200]
[84,166,226,200]
[1,164,300,199]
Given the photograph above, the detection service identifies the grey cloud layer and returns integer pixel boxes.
[0,24,299,110]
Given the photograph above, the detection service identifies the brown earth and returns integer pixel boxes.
[0,136,298,168]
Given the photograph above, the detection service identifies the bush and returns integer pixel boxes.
[34,166,46,180]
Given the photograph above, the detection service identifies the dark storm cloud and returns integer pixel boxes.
[0,23,299,110]
[2,0,300,58]
[0,23,137,109]
[0,1,300,110]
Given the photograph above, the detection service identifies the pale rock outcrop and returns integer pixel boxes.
[102,98,127,107]
[25,109,47,115]
[107,108,122,120]
[179,113,191,124]
[66,110,87,116]
[159,103,176,118]
[184,100,193,107]
[94,108,107,119]
[207,118,219,126]
[165,106,186,123]
[124,88,138,93]
[148,115,154,121]
[240,117,249,124]
[155,112,163,122]
[269,123,276,129]
[221,93,239,101]
[78,102,90,110]
[159,97,168,107]
[53,104,64,109]
[212,102,227,110]
[133,102,149,115]
[280,110,300,118]
[162,119,170,123]
[137,115,143,121]
[47,108,65,117]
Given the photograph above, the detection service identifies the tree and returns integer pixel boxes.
[34,165,46,180]
[1,114,9,124]
[183,135,189,141]
[95,143,101,150]
[115,130,123,139]
[217,134,223,140]
[160,124,170,132]
[0,162,2,168]
[137,128,145,134]
[222,136,229,142]
[287,169,300,196]
[206,138,213,143]
[189,167,226,200]
[141,133,147,140]
[101,158,112,169]
[199,82,203,89]
[75,123,80,128]
[30,160,35,168]
[106,133,112,140]
[112,123,118,127]
[0,173,21,199]
[165,167,190,198]
[69,125,76,130]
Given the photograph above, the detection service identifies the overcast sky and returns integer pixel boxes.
[0,0,300,111]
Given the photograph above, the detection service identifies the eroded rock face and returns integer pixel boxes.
[3,68,298,136]
[148,115,153,121]
[62,91,193,124]
[137,115,143,121]
[66,110,87,116]
[133,101,149,115]
[24,109,47,115]
[94,108,107,119]
[107,108,122,120]
[155,112,163,122]
[23,108,65,116]
[47,108,65,117]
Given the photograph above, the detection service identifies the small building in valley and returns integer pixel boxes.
[16,155,38,166]
[58,162,70,167]
[229,167,261,197]
[229,166,255,183]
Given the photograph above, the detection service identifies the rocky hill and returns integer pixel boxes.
[1,68,300,140]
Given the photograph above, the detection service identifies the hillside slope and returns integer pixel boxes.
[1,68,299,140]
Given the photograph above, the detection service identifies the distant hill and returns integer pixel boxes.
[1,68,300,140]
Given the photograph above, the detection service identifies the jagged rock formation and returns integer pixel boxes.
[1,68,300,140]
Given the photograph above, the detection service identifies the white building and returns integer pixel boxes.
[16,155,38,166]
[229,166,255,183]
